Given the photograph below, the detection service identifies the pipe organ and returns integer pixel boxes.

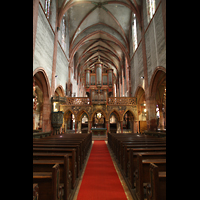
[85,56,114,104]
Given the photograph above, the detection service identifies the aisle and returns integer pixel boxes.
[77,141,127,200]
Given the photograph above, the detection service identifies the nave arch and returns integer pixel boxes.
[147,66,166,131]
[33,67,51,132]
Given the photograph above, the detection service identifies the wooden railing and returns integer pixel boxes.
[65,97,90,106]
[57,96,137,106]
[107,97,137,106]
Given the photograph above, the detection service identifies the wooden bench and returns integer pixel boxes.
[33,133,92,167]
[129,151,166,189]
[33,152,77,190]
[108,133,165,161]
[33,133,92,200]
[107,132,166,200]
[122,144,166,176]
[33,163,62,200]
[33,147,79,178]
[33,141,83,170]
[135,154,166,200]
[33,133,92,169]
[33,144,81,175]
[33,154,71,200]
[146,163,166,200]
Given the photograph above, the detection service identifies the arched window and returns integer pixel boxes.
[132,13,138,52]
[44,0,51,19]
[146,0,156,22]
[62,15,66,51]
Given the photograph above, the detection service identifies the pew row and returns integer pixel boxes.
[107,132,166,200]
[146,163,166,200]
[33,154,71,200]
[33,164,62,200]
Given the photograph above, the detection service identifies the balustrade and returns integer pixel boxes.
[65,97,90,106]
[61,97,136,106]
[107,97,137,106]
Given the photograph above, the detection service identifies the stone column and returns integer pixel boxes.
[77,121,81,133]
[146,97,157,131]
[88,120,92,134]
[105,120,109,137]
[75,121,77,133]
[116,121,121,133]
[134,121,139,133]
[51,0,59,95]
[42,97,51,132]
[158,104,165,130]
[120,121,123,133]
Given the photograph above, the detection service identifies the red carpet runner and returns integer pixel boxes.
[77,141,127,200]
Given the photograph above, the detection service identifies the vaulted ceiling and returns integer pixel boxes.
[58,0,142,84]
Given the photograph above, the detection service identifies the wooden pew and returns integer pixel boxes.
[33,133,92,168]
[33,163,61,200]
[33,183,39,200]
[108,132,166,200]
[146,163,166,200]
[33,152,76,189]
[120,141,166,164]
[33,141,83,171]
[135,154,166,200]
[33,154,71,200]
[108,133,165,161]
[33,147,80,178]
[33,134,91,166]
[129,151,166,189]
[33,144,81,176]
[122,144,166,176]
[33,133,92,200]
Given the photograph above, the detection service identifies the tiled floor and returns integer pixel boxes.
[72,141,133,200]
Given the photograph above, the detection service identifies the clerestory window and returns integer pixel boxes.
[146,0,156,23]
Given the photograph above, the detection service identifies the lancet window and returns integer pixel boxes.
[132,13,138,52]
[44,0,51,19]
[146,0,156,22]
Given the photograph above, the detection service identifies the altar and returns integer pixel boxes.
[91,127,107,136]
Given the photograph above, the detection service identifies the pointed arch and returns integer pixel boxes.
[122,109,136,121]
[55,85,65,97]
[64,108,74,118]
[108,109,120,122]
[33,67,51,99]
[91,109,108,121]
[149,66,166,98]
[77,109,90,121]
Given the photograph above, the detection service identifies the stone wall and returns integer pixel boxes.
[33,1,70,96]
[130,0,166,96]
[33,4,55,87]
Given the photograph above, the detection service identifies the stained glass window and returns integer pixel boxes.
[44,0,51,19]
[62,15,66,51]
[132,13,137,52]
[146,0,156,22]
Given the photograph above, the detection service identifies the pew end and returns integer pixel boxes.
[146,163,166,200]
